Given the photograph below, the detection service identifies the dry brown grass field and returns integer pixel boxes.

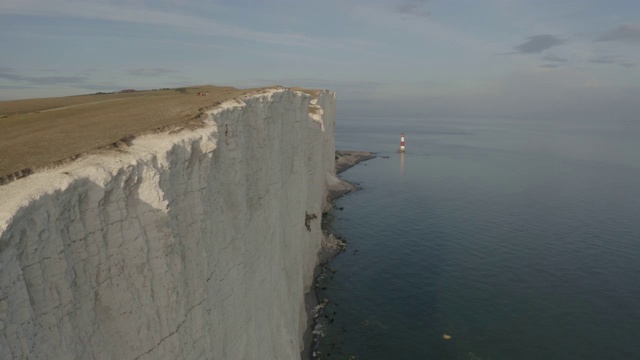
[0,85,264,179]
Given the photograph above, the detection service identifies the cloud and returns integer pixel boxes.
[75,83,121,91]
[127,68,178,76]
[251,77,384,92]
[588,55,617,64]
[542,55,567,62]
[0,85,32,90]
[587,55,636,69]
[0,0,370,51]
[247,77,387,100]
[540,64,560,68]
[395,0,431,17]
[514,35,564,54]
[0,68,87,85]
[29,76,86,85]
[596,24,640,44]
[35,68,60,73]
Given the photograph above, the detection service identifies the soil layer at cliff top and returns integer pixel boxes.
[0,85,304,179]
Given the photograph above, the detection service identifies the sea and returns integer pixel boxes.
[313,115,640,360]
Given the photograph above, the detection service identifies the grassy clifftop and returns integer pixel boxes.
[0,85,260,180]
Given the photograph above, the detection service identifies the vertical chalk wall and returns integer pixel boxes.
[0,88,335,359]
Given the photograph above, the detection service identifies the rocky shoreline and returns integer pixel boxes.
[320,150,376,261]
[335,150,377,175]
[302,150,376,359]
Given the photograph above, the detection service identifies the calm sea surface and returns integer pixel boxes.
[314,116,640,359]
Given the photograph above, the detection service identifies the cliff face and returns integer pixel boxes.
[0,88,336,359]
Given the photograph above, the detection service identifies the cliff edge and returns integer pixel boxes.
[0,88,336,359]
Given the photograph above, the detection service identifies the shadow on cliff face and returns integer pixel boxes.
[1,159,320,359]
[0,172,232,359]
[1,176,180,358]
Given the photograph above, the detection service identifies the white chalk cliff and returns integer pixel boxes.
[0,88,336,359]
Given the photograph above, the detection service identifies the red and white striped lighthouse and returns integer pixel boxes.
[399,133,406,152]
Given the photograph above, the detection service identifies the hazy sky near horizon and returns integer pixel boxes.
[1,0,639,120]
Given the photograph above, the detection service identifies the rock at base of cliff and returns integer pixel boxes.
[325,172,357,209]
[335,150,376,174]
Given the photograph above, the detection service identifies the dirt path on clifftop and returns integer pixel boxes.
[0,85,277,180]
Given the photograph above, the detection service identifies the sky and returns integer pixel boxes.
[1,0,639,121]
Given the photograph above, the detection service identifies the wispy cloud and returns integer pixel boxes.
[248,77,386,100]
[35,68,60,73]
[75,82,121,91]
[514,35,564,54]
[0,0,370,51]
[540,64,560,68]
[0,85,32,90]
[127,68,178,76]
[395,0,431,17]
[542,55,567,62]
[588,55,635,69]
[589,55,617,64]
[596,24,640,44]
[0,68,87,85]
[251,77,382,88]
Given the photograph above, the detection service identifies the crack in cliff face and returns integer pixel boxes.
[0,88,336,359]
[216,261,245,284]
[132,297,207,360]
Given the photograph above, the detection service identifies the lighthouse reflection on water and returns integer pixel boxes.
[399,132,406,176]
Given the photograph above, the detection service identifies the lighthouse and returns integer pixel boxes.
[399,133,406,152]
